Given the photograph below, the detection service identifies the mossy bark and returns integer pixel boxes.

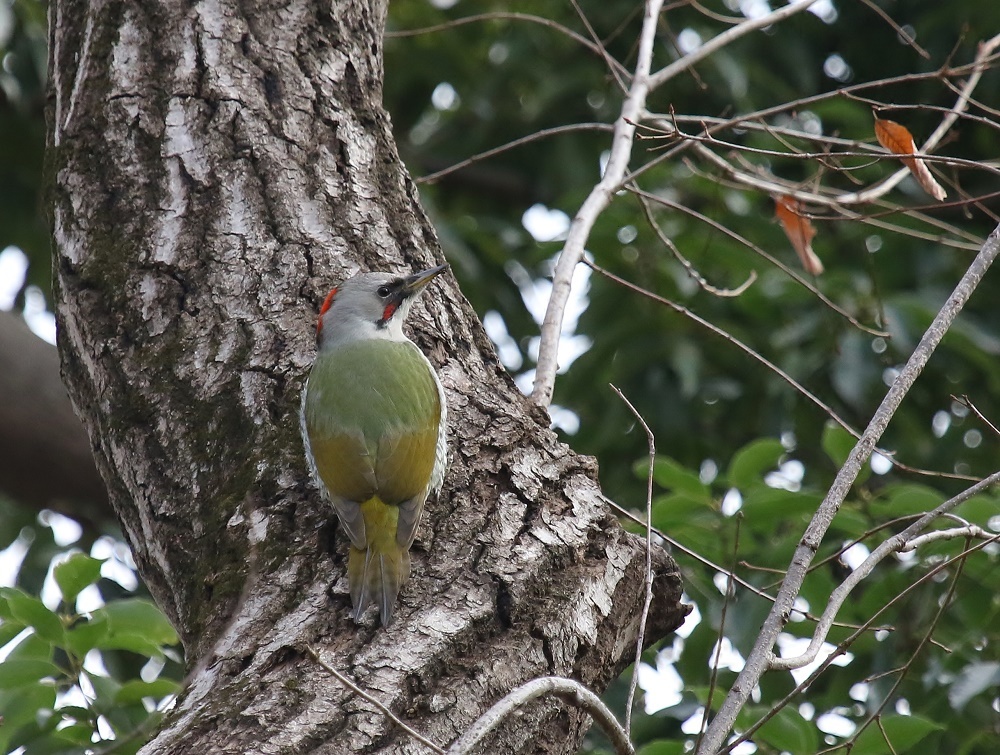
[48,0,687,752]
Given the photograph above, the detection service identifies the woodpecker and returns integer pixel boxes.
[300,264,448,626]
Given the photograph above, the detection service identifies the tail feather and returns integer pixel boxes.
[347,496,411,625]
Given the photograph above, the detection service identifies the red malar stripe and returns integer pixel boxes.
[317,287,338,335]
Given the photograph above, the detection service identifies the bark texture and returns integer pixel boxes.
[48,1,687,753]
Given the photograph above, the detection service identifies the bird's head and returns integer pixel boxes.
[316,264,448,348]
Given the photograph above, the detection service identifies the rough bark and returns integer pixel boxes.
[0,310,110,529]
[48,1,687,753]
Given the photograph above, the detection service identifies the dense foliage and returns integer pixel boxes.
[2,0,998,752]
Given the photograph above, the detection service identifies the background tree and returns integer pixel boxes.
[1,0,999,753]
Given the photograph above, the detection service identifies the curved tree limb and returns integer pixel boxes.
[445,676,634,755]
[697,221,1000,753]
[532,0,663,407]
[770,469,1000,671]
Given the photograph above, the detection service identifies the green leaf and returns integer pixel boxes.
[756,707,818,753]
[822,420,854,466]
[821,422,871,484]
[46,723,99,748]
[86,671,122,712]
[0,683,56,754]
[53,705,94,723]
[0,588,64,644]
[0,617,27,646]
[952,493,1000,524]
[828,507,871,538]
[651,493,717,532]
[5,630,53,662]
[636,740,686,755]
[852,714,944,755]
[115,678,182,704]
[93,598,178,649]
[726,438,784,490]
[740,488,822,532]
[64,614,111,658]
[53,553,105,605]
[5,706,63,754]
[638,457,710,499]
[878,484,943,517]
[0,659,62,689]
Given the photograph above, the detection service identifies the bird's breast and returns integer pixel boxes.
[303,339,442,505]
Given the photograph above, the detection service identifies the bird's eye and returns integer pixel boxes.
[376,285,392,298]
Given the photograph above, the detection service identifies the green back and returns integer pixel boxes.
[304,339,441,505]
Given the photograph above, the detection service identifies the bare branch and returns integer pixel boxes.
[902,525,996,551]
[586,259,978,483]
[306,646,446,755]
[656,125,1000,215]
[416,123,613,185]
[835,32,1000,205]
[770,469,1000,670]
[724,536,991,754]
[628,50,1000,201]
[856,0,930,59]
[569,0,628,93]
[631,187,890,337]
[833,547,970,755]
[697,221,1000,753]
[696,518,741,753]
[635,189,757,297]
[646,0,821,91]
[952,393,1000,438]
[385,12,630,81]
[532,0,664,407]
[610,384,656,737]
[445,677,634,755]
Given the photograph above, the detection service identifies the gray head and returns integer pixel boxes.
[316,264,448,348]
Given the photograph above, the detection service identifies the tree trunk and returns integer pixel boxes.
[47,1,687,752]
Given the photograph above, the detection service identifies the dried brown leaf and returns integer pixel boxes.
[874,117,947,201]
[775,195,823,275]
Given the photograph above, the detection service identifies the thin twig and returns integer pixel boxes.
[835,545,970,755]
[603,494,885,635]
[626,53,999,194]
[646,0,821,90]
[306,645,445,755]
[696,516,741,753]
[723,530,997,754]
[770,469,1000,670]
[586,260,974,483]
[610,384,656,737]
[835,32,1000,205]
[671,132,989,252]
[532,0,664,407]
[698,221,1000,754]
[445,677,634,755]
[875,715,901,755]
[952,393,1000,438]
[569,0,628,93]
[631,187,890,338]
[902,524,992,551]
[635,189,757,297]
[385,12,630,81]
[857,0,930,59]
[416,123,613,185]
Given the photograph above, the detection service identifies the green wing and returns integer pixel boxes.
[303,338,442,529]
